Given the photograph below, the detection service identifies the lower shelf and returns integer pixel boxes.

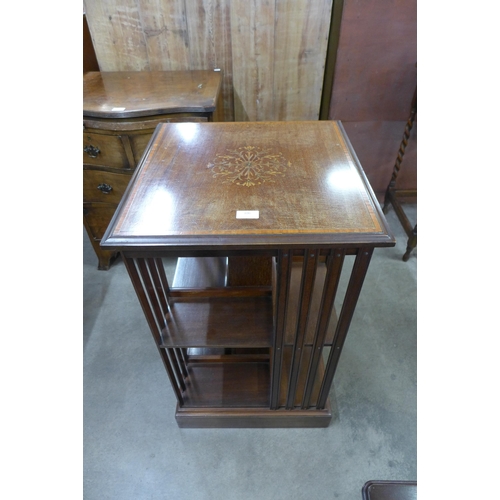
[175,400,332,428]
[181,361,271,408]
[170,345,332,427]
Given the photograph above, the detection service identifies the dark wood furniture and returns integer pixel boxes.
[382,87,417,261]
[83,70,223,270]
[362,481,417,500]
[83,14,99,74]
[101,121,395,428]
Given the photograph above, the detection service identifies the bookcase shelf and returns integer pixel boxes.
[181,360,271,408]
[160,296,273,348]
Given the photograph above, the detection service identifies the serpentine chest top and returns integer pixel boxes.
[83,70,222,270]
[102,121,394,250]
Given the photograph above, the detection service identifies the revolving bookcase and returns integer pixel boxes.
[101,121,395,428]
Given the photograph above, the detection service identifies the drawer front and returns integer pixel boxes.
[83,132,129,168]
[83,203,119,241]
[128,116,209,165]
[83,169,132,204]
[129,131,155,165]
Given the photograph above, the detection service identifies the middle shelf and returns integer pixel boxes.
[173,345,328,409]
[160,296,274,348]
[159,256,338,349]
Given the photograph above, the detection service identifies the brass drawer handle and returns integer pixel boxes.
[97,183,113,194]
[84,145,101,158]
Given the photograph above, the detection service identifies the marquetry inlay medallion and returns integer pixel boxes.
[207,146,290,187]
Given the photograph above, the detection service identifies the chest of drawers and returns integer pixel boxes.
[83,70,223,269]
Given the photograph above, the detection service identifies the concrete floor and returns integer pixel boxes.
[83,204,417,500]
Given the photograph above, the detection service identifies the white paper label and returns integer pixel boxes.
[236,210,259,219]
[111,107,126,111]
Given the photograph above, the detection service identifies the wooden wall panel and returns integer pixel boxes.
[230,0,276,121]
[274,0,332,121]
[138,0,190,71]
[184,0,234,122]
[84,0,332,123]
[84,1,149,71]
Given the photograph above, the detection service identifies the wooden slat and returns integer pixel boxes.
[169,287,272,299]
[302,249,345,408]
[146,258,188,378]
[279,346,325,408]
[186,353,270,364]
[274,0,333,120]
[317,248,373,409]
[135,258,187,392]
[136,259,165,331]
[285,249,319,409]
[284,260,338,346]
[122,255,184,405]
[174,348,188,378]
[270,250,292,409]
[146,258,169,315]
[155,257,172,300]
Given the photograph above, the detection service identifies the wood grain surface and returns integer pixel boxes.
[84,0,332,122]
[83,70,222,118]
[101,121,394,250]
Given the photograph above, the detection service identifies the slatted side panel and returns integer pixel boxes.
[285,250,319,409]
[271,247,374,411]
[84,0,332,122]
[301,249,345,408]
[123,255,187,405]
[271,249,339,410]
[317,248,374,409]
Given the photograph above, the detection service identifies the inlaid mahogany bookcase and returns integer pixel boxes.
[101,121,395,428]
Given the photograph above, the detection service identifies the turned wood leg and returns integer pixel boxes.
[402,224,417,261]
[382,186,393,214]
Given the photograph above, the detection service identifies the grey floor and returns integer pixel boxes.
[83,203,417,500]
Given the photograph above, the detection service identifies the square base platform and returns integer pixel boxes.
[175,399,333,428]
